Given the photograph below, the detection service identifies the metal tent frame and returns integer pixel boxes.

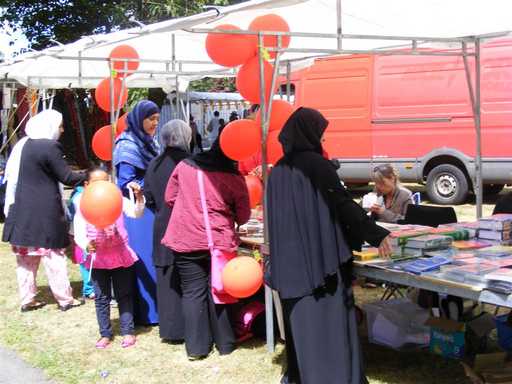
[1,1,510,352]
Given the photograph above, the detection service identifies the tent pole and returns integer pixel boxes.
[258,32,275,353]
[78,51,83,87]
[475,38,483,218]
[286,62,291,102]
[336,0,342,50]
[109,60,116,181]
[176,77,181,120]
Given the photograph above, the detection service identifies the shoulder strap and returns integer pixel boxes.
[197,169,214,249]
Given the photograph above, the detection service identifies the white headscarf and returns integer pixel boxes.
[4,110,63,216]
[160,119,192,152]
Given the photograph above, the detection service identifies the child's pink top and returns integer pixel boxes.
[74,196,144,269]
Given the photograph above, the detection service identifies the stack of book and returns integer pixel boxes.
[477,214,512,245]
[484,268,512,293]
[353,248,380,262]
[402,235,453,257]
[441,263,498,286]
[389,228,436,257]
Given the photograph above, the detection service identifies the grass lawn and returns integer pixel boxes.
[0,188,506,383]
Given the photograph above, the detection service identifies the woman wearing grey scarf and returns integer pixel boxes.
[144,120,191,342]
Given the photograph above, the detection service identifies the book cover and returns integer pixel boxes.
[479,214,512,231]
[478,229,512,241]
[406,235,453,249]
[452,240,490,250]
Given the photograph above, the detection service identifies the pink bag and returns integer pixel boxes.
[197,170,238,304]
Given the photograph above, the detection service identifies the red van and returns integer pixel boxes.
[280,38,512,205]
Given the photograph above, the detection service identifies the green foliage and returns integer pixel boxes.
[190,77,236,92]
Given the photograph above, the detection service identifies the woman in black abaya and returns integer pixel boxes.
[267,107,392,384]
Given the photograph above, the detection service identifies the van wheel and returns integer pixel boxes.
[426,164,469,205]
[483,184,505,195]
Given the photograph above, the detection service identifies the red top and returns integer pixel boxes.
[162,161,251,253]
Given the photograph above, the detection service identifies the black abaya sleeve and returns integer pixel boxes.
[306,154,389,251]
[45,141,86,186]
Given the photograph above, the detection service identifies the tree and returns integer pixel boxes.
[0,0,241,51]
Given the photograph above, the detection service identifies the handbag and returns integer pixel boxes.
[197,169,238,304]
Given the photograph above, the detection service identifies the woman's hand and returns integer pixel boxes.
[128,182,144,201]
[378,236,393,258]
[369,204,385,215]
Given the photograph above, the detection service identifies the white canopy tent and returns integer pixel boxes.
[1,0,512,352]
[1,0,512,89]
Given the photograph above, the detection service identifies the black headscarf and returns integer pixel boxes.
[279,107,328,155]
[187,137,239,174]
[267,107,388,299]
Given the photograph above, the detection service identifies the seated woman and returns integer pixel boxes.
[370,164,413,223]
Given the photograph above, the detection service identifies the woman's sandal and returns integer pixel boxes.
[121,335,136,349]
[95,337,112,349]
[20,300,47,313]
[58,298,85,312]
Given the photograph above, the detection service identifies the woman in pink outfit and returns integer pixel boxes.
[73,168,144,349]
[162,138,251,360]
[2,109,86,312]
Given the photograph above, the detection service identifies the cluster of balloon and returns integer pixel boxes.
[92,45,139,160]
[80,181,123,229]
[222,256,263,298]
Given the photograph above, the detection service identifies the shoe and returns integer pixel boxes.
[58,298,85,312]
[161,338,184,345]
[20,300,46,313]
[95,337,112,349]
[121,335,136,348]
[188,354,208,361]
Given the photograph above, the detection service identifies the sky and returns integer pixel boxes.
[0,21,29,61]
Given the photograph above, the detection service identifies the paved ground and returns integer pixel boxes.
[0,346,54,384]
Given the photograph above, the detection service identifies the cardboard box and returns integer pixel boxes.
[426,313,495,360]
[427,317,466,359]
[461,353,512,384]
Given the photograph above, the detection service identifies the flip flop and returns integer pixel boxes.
[20,300,47,313]
[121,335,136,349]
[95,337,112,349]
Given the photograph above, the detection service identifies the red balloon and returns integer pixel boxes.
[222,256,263,298]
[109,45,139,77]
[116,113,128,136]
[206,24,256,67]
[249,14,291,59]
[220,119,261,161]
[245,175,263,208]
[236,56,274,104]
[95,78,128,112]
[80,181,123,229]
[92,125,114,161]
[255,100,294,132]
[267,130,283,164]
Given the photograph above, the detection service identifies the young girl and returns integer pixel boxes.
[73,168,144,349]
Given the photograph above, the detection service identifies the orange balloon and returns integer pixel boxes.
[222,256,263,298]
[116,113,128,136]
[267,130,284,164]
[92,125,114,161]
[249,14,291,59]
[245,175,263,208]
[80,181,123,229]
[206,24,256,67]
[236,56,274,104]
[220,119,261,161]
[95,78,128,112]
[255,100,294,132]
[109,45,139,77]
